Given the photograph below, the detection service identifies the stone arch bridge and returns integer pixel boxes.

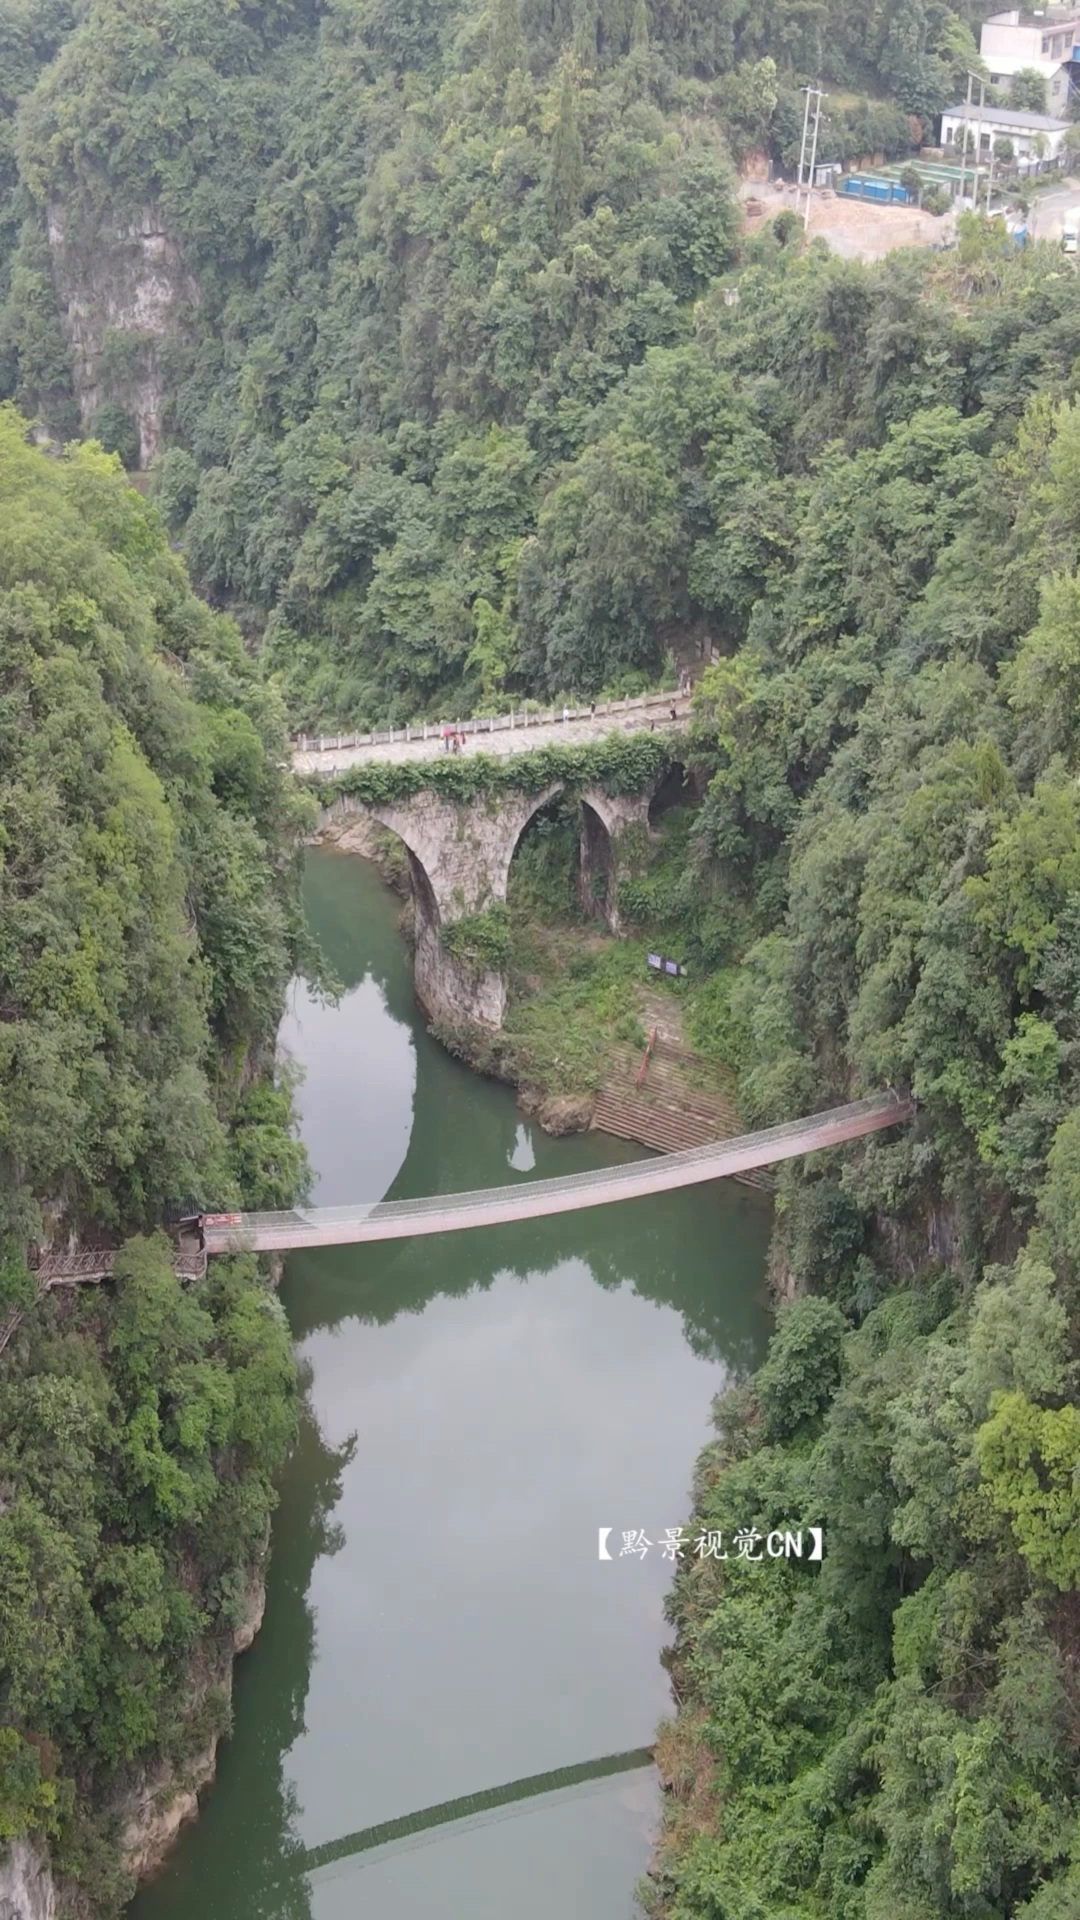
[302,694,694,1027]
[321,774,662,1027]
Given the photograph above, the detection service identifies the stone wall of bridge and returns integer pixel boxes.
[319,777,656,1029]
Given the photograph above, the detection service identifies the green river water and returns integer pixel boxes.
[131,847,772,1919]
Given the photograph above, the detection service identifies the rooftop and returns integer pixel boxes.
[986,9,1080,26]
[981,51,1069,73]
[942,101,1071,129]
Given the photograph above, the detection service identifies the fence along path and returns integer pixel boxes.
[291,689,692,773]
[203,1093,915,1255]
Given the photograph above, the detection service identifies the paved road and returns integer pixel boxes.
[291,691,693,776]
[1024,177,1080,243]
[204,1093,915,1253]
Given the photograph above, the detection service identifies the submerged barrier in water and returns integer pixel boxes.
[295,1747,655,1874]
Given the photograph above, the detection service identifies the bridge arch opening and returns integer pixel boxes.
[505,789,582,922]
[505,789,616,928]
[361,820,460,1021]
[360,819,442,944]
[648,759,693,829]
[403,844,440,936]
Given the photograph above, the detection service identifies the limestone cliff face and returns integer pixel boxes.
[116,1569,267,1884]
[0,1572,268,1919]
[45,203,199,468]
[0,1842,56,1920]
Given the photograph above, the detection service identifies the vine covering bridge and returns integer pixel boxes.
[201,1094,914,1256]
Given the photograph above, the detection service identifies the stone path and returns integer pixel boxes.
[291,691,693,775]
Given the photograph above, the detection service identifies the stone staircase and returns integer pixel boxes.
[591,1039,772,1191]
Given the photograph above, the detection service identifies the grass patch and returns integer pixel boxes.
[683,967,743,1064]
[499,794,747,1099]
[444,902,512,969]
[504,923,649,1094]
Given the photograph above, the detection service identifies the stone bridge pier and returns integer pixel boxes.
[321,781,655,1029]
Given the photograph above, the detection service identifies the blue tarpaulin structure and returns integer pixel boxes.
[840,175,912,204]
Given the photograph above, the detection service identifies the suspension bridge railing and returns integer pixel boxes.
[204,1092,915,1255]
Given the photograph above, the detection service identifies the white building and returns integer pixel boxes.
[940,100,1071,160]
[979,10,1079,114]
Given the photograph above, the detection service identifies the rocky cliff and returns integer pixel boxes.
[45,204,199,468]
[0,1842,56,1920]
[0,1572,267,1919]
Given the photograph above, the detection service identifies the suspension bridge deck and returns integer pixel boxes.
[202,1093,914,1256]
[13,1096,914,1331]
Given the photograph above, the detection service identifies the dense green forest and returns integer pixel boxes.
[4,0,1080,1915]
[0,411,309,1904]
[0,0,989,725]
[611,244,1080,1916]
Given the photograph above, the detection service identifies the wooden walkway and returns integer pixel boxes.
[0,1244,207,1357]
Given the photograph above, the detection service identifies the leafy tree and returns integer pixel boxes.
[1038,1106,1080,1274]
[1011,68,1049,114]
[975,1392,1080,1590]
[715,57,779,160]
[89,401,138,468]
[489,0,523,81]
[546,71,585,235]
[755,1295,849,1440]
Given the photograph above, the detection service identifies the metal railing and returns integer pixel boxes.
[635,1027,658,1089]
[205,1093,915,1252]
[293,690,687,756]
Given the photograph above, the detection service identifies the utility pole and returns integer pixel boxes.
[805,87,825,230]
[795,86,812,218]
[973,77,986,207]
[959,71,973,201]
[986,137,996,215]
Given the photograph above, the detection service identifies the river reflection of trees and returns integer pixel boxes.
[282,1182,770,1374]
[131,851,769,1920]
[128,1406,351,1920]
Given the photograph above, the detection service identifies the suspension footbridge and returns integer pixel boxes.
[201,1093,914,1257]
[4,1093,914,1358]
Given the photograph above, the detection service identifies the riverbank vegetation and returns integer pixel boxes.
[0,412,309,1906]
[406,231,1080,1910]
[623,244,1080,1917]
[0,1242,296,1911]
[4,0,1080,1912]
